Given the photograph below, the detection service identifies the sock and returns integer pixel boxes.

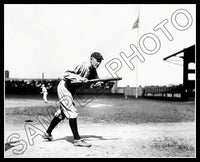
[69,118,81,140]
[46,116,61,135]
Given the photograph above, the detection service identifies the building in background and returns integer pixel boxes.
[163,45,195,100]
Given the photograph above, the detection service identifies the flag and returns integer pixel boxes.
[132,17,139,29]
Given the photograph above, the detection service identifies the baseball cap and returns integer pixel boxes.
[90,52,104,61]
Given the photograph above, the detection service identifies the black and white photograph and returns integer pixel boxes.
[4,4,196,158]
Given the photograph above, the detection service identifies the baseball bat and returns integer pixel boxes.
[71,77,122,84]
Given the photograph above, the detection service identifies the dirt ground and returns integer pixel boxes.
[4,95,196,158]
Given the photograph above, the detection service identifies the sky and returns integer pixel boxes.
[4,4,196,87]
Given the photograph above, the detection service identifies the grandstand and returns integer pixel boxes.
[143,45,195,101]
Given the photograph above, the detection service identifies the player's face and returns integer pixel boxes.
[90,57,102,69]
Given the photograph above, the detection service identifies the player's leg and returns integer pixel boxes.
[69,118,80,140]
[43,94,45,102]
[57,81,80,138]
[43,93,47,103]
[42,107,65,140]
[58,80,91,147]
[44,93,48,103]
[42,81,65,140]
[43,94,47,103]
[69,117,91,147]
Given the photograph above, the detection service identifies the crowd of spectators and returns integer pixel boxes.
[5,79,59,95]
[5,79,194,101]
[5,79,115,95]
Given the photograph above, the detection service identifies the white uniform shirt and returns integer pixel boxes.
[63,62,99,82]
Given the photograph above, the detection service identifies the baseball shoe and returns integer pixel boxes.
[42,132,53,141]
[74,139,91,147]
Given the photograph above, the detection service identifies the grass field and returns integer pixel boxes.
[5,94,195,124]
[4,94,196,158]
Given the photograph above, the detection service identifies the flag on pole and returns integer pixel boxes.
[132,6,140,98]
[132,17,139,29]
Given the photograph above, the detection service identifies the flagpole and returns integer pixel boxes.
[135,5,140,99]
[135,35,138,98]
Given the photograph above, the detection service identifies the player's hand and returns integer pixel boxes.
[91,81,104,88]
[79,77,88,83]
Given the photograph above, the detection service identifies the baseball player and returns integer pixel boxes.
[42,52,104,147]
[40,84,48,103]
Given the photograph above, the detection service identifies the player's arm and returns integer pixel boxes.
[63,70,88,83]
[63,64,83,81]
[71,77,122,90]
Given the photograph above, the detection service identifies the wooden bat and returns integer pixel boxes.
[71,77,122,84]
